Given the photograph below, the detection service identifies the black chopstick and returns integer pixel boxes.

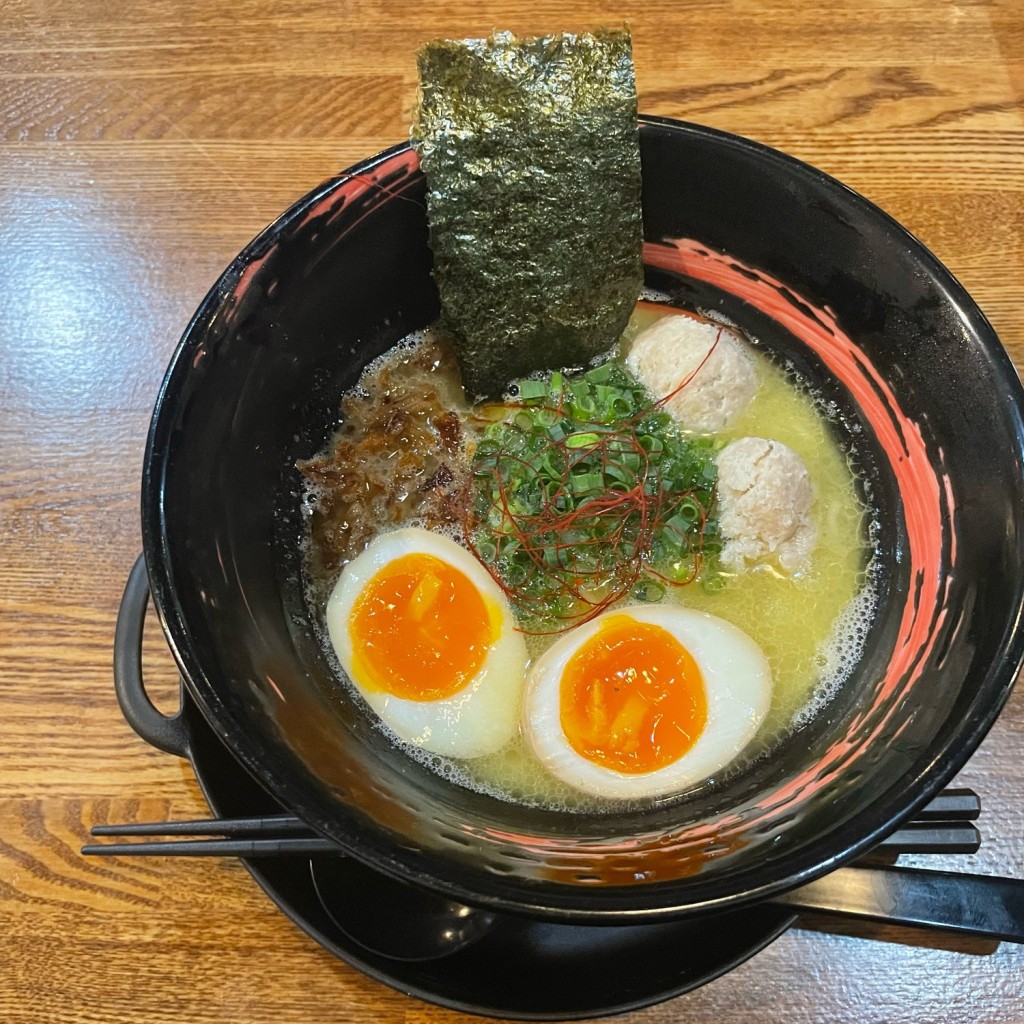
[872,821,980,855]
[87,788,982,841]
[81,787,982,859]
[81,836,341,857]
[89,814,311,837]
[79,821,981,859]
[907,787,980,821]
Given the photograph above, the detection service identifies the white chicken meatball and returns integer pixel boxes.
[626,314,758,433]
[716,437,817,574]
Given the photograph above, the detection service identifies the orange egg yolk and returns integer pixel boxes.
[349,552,497,702]
[559,615,708,774]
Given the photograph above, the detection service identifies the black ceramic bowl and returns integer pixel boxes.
[135,117,1024,921]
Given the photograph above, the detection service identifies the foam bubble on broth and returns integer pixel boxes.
[793,579,879,730]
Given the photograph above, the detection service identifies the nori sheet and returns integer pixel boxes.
[412,30,643,398]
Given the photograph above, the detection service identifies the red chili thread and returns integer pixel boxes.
[461,324,724,633]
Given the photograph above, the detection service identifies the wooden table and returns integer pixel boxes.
[2,1,1022,1020]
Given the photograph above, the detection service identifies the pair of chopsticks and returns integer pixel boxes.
[80,788,981,859]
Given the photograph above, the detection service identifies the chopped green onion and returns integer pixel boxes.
[467,359,721,628]
[516,379,550,401]
[584,362,615,384]
[565,431,602,449]
[570,471,605,493]
[632,579,666,603]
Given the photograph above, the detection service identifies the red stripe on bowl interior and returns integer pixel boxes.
[298,147,420,233]
[229,148,421,313]
[644,237,956,819]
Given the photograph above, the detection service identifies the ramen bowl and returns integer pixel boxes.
[120,117,1024,921]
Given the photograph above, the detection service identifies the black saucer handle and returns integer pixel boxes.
[774,864,1024,943]
[113,554,191,759]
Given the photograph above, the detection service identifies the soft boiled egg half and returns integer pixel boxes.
[523,606,772,799]
[326,526,528,758]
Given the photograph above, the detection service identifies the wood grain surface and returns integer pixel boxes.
[2,1,1023,1021]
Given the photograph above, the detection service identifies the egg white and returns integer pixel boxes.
[522,605,772,799]
[326,526,528,759]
